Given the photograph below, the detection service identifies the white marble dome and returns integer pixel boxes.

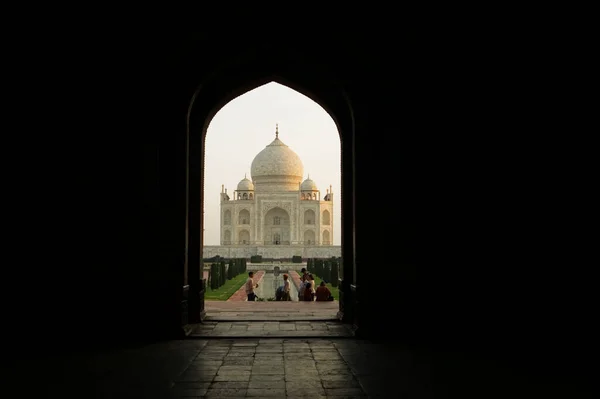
[237,176,254,191]
[250,127,304,190]
[301,177,317,191]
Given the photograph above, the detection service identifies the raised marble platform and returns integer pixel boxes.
[205,300,339,321]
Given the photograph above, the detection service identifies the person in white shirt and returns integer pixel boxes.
[245,271,258,301]
[282,274,291,301]
[307,274,316,295]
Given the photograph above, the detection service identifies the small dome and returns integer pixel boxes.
[301,176,317,191]
[237,175,254,191]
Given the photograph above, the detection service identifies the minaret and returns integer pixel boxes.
[220,185,229,202]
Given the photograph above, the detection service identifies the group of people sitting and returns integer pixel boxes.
[297,268,334,301]
[273,268,334,301]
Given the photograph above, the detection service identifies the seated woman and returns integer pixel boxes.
[315,281,332,301]
[275,286,284,301]
[303,282,315,301]
[298,274,307,301]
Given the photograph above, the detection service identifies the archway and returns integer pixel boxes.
[238,209,250,225]
[303,229,316,245]
[322,209,331,225]
[186,49,356,325]
[263,207,291,245]
[304,209,316,225]
[323,230,331,245]
[238,229,250,244]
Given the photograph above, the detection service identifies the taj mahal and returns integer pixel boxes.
[202,125,342,260]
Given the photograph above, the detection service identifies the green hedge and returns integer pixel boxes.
[250,255,263,263]
[209,258,247,290]
[306,257,340,287]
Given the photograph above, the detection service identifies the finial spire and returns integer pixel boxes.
[244,173,247,179]
[275,123,279,139]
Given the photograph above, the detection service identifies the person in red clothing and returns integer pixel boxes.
[303,282,315,301]
[315,281,332,301]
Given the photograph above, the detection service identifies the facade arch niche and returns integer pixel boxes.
[304,230,316,245]
[224,230,231,244]
[238,229,250,244]
[263,207,290,245]
[322,209,331,225]
[223,210,231,225]
[304,209,316,225]
[238,209,250,225]
[322,230,331,245]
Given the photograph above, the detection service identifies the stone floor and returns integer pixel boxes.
[170,338,399,398]
[7,335,595,398]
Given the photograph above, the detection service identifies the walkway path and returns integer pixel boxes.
[227,270,298,302]
[227,271,266,301]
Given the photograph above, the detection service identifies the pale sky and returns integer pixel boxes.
[203,82,342,246]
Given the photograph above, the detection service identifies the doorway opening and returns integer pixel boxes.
[200,82,342,322]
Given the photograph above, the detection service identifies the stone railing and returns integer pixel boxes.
[246,262,307,272]
[220,241,334,246]
[202,245,341,260]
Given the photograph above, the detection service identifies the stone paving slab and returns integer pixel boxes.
[169,338,597,398]
[171,338,394,398]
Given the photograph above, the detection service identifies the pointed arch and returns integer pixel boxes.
[185,46,356,322]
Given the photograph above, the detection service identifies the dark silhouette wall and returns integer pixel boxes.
[7,28,595,387]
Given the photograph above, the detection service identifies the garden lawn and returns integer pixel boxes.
[205,273,248,300]
[312,275,339,300]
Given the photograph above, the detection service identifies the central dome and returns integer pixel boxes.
[250,125,304,191]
